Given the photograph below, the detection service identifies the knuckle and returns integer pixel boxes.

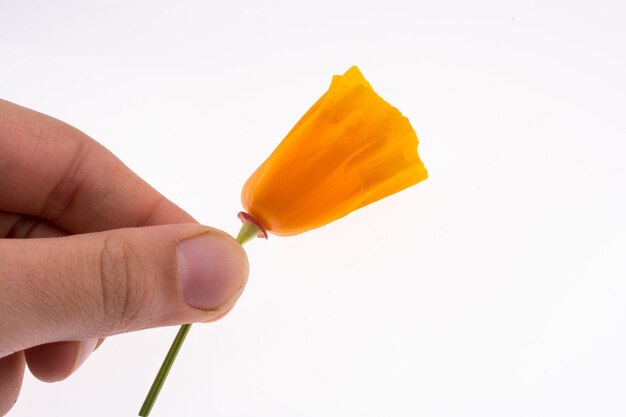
[96,233,151,333]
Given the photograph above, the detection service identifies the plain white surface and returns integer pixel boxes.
[2,1,626,416]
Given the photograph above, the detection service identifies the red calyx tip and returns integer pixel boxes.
[237,211,268,239]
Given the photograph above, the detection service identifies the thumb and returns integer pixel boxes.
[0,224,248,356]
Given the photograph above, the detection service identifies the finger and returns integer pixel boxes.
[0,211,66,239]
[0,223,248,355]
[0,213,101,379]
[25,339,98,383]
[0,212,100,383]
[0,351,25,417]
[0,99,194,233]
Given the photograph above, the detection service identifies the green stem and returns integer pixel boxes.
[138,220,261,417]
[138,323,191,417]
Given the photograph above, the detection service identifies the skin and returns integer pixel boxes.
[0,99,248,415]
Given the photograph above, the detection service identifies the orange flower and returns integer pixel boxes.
[241,66,428,236]
[141,68,429,416]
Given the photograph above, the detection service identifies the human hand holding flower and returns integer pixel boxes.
[0,65,427,417]
[0,100,249,416]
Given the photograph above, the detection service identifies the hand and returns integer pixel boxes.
[0,99,249,415]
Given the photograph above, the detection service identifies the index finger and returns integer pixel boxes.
[0,99,195,232]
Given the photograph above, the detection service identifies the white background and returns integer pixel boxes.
[2,1,626,416]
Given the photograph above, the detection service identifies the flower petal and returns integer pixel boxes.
[242,66,427,236]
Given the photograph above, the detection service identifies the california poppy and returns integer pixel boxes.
[241,66,427,236]
[140,66,428,416]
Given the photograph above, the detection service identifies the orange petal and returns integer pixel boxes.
[242,66,427,236]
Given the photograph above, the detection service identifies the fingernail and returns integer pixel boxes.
[95,338,105,350]
[177,232,248,311]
